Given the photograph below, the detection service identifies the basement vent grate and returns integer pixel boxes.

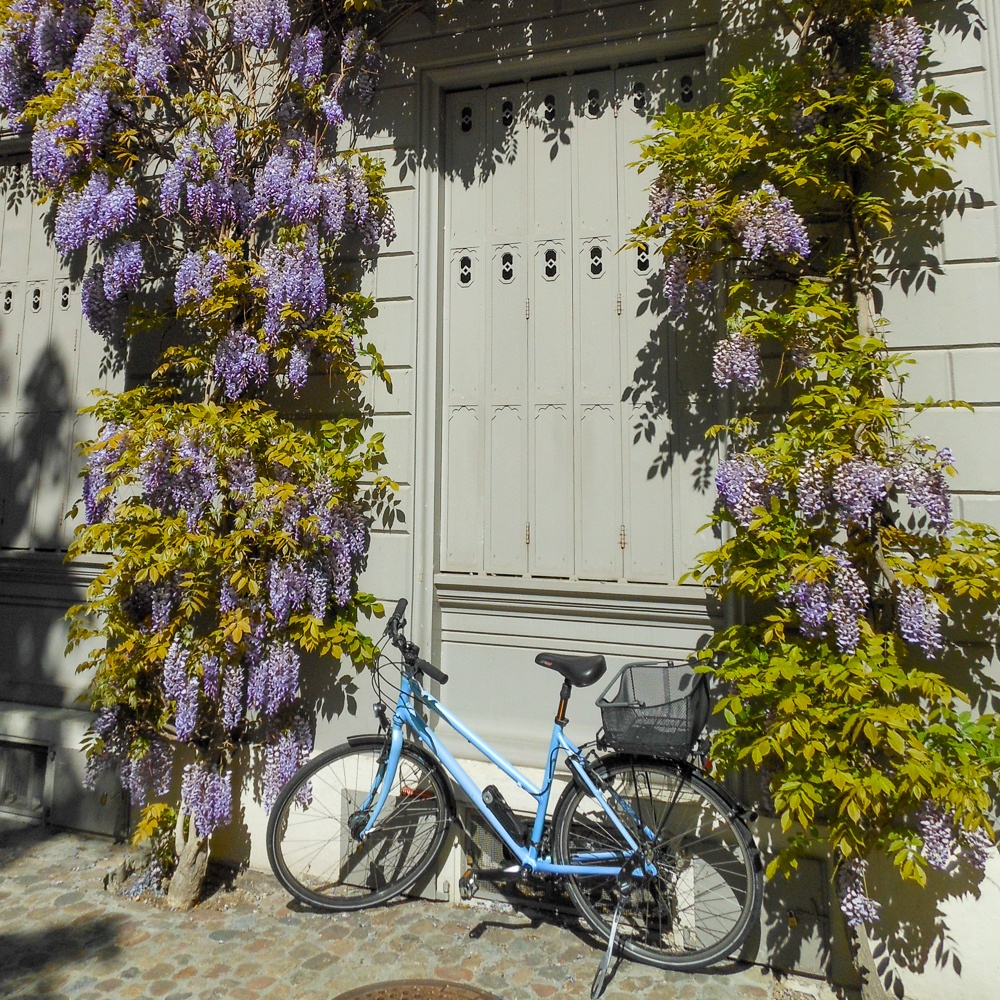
[0,739,47,819]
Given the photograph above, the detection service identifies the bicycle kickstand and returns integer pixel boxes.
[591,884,630,1000]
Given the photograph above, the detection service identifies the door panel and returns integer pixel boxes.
[440,59,711,587]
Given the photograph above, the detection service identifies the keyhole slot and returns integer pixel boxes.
[500,252,514,284]
[633,81,647,111]
[460,106,473,132]
[31,287,41,313]
[544,94,556,122]
[459,255,472,286]
[589,246,603,277]
[60,284,70,310]
[502,100,514,129]
[2,289,11,314]
[587,88,601,117]
[636,243,650,274]
[680,75,694,104]
[543,248,558,281]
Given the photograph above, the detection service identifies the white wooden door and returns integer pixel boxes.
[441,59,709,586]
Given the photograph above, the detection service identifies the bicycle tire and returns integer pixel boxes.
[552,755,762,970]
[266,739,452,911]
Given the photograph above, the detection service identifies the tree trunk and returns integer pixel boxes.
[848,920,893,1000]
[166,806,209,910]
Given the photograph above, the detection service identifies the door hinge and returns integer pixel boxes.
[526,298,530,320]
[525,522,531,546]
[616,293,622,316]
[619,525,627,550]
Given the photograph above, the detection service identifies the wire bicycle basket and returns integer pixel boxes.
[595,660,711,759]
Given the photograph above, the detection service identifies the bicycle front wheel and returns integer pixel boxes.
[552,756,762,971]
[266,739,452,911]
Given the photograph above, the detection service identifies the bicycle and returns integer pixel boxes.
[266,599,763,997]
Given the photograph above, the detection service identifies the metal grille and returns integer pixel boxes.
[0,740,46,819]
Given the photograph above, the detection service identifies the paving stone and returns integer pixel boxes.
[0,828,849,1000]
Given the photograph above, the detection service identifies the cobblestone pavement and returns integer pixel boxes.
[0,827,848,1000]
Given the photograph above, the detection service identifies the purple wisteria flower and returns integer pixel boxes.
[918,802,955,870]
[214,328,268,400]
[836,859,881,928]
[161,130,247,227]
[341,28,365,67]
[896,451,952,533]
[897,585,943,657]
[162,0,209,46]
[325,504,368,606]
[662,254,690,319]
[174,431,219,528]
[82,264,128,341]
[290,27,324,85]
[55,173,137,254]
[261,715,312,811]
[797,455,826,519]
[221,661,245,731]
[963,826,995,872]
[181,761,233,837]
[252,149,354,237]
[288,340,310,390]
[870,15,925,103]
[162,638,198,740]
[737,182,810,261]
[787,545,868,653]
[259,231,327,341]
[201,654,220,700]
[712,333,760,390]
[320,92,345,127]
[120,739,173,806]
[716,454,779,526]
[231,0,291,48]
[175,249,227,305]
[831,458,891,525]
[31,89,111,185]
[83,421,125,524]
[103,240,143,301]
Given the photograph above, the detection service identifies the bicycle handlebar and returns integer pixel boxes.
[414,657,449,685]
[382,597,449,685]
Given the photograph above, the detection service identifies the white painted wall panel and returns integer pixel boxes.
[951,346,1000,401]
[883,263,1000,347]
[913,407,1000,492]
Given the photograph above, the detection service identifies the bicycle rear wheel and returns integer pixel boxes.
[552,756,761,970]
[266,739,452,911]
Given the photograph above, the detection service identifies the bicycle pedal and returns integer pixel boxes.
[459,869,478,901]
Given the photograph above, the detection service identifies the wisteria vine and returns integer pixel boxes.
[632,0,1000,934]
[0,0,407,884]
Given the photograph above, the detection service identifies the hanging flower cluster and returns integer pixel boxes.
[870,15,926,103]
[787,545,868,653]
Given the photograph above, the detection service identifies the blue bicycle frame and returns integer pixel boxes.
[358,669,657,879]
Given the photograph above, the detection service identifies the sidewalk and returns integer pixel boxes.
[0,826,846,1000]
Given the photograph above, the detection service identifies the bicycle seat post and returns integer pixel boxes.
[555,680,572,727]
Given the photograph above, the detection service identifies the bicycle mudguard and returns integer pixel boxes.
[345,733,458,819]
